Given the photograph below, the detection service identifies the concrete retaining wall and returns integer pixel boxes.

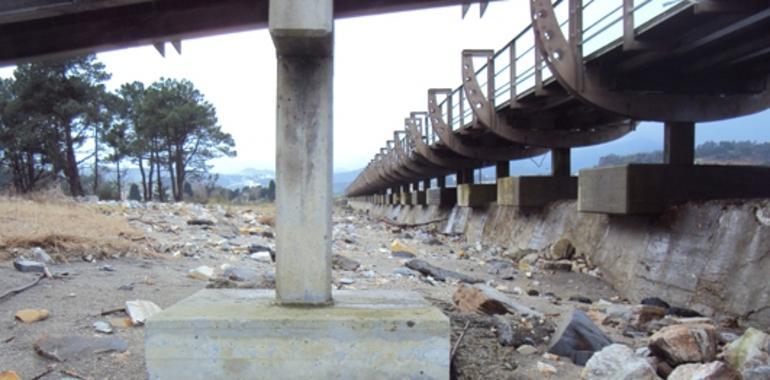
[350,199,770,328]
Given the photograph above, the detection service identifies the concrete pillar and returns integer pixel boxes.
[271,0,333,306]
[664,121,695,165]
[551,148,571,177]
[457,168,474,185]
[422,179,431,191]
[413,181,420,191]
[496,161,509,179]
[437,176,446,188]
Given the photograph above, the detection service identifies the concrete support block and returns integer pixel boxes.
[146,289,450,379]
[579,164,770,214]
[457,184,496,208]
[400,191,412,206]
[426,188,457,207]
[411,190,426,206]
[497,176,577,208]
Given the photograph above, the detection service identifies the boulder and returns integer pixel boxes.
[629,305,667,330]
[723,327,770,380]
[548,309,612,365]
[12,259,47,274]
[581,344,660,380]
[332,254,361,271]
[668,361,739,380]
[125,300,162,326]
[648,323,717,366]
[188,266,214,280]
[547,238,575,260]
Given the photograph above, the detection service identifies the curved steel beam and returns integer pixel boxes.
[530,0,770,122]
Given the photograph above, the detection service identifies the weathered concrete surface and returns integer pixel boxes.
[400,191,413,206]
[457,184,496,208]
[352,199,770,328]
[579,164,770,214]
[146,289,450,379]
[426,188,457,207]
[497,176,577,208]
[411,190,427,206]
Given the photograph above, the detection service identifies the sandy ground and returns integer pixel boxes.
[0,200,629,379]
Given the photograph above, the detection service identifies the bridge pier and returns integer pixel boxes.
[426,175,456,207]
[457,166,496,208]
[146,1,448,377]
[497,148,577,208]
[579,122,770,214]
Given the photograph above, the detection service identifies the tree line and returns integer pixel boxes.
[598,141,770,167]
[0,55,236,201]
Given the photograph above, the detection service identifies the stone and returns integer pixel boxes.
[109,317,133,328]
[503,248,537,261]
[188,266,214,280]
[668,361,739,380]
[332,254,360,271]
[723,327,770,379]
[390,239,416,257]
[543,260,573,271]
[187,218,214,226]
[14,309,49,323]
[406,259,482,284]
[101,264,116,272]
[569,296,593,304]
[581,344,660,380]
[453,284,543,317]
[548,238,575,260]
[517,344,538,355]
[392,267,416,277]
[34,335,128,362]
[537,361,558,376]
[630,305,667,330]
[0,371,20,380]
[93,321,113,334]
[250,251,273,263]
[125,300,162,326]
[146,289,449,379]
[338,278,355,285]
[520,253,540,265]
[548,309,612,365]
[486,258,513,274]
[12,259,47,274]
[648,323,717,366]
[667,306,703,318]
[223,267,259,282]
[32,247,52,263]
[641,297,670,310]
[392,251,416,259]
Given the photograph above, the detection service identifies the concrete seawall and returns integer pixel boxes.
[351,199,770,328]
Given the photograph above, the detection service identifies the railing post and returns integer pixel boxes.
[509,41,518,108]
[569,0,584,91]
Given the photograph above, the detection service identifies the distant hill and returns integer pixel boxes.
[598,140,770,167]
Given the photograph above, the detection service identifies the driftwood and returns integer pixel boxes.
[451,321,470,360]
[453,284,544,318]
[405,259,482,284]
[0,274,45,302]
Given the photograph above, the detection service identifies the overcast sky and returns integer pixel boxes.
[2,1,769,175]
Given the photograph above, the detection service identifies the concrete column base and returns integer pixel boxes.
[426,188,457,207]
[457,184,496,207]
[411,190,427,206]
[146,289,449,379]
[579,164,770,214]
[400,191,412,206]
[497,176,577,208]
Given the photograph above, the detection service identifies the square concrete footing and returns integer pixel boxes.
[457,184,496,207]
[400,191,412,206]
[579,164,770,214]
[411,190,427,206]
[497,176,577,208]
[426,188,457,207]
[145,289,450,379]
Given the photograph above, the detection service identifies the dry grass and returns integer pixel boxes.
[0,196,146,261]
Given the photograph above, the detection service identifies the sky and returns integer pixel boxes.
[2,0,770,175]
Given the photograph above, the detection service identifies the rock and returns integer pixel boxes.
[580,344,660,380]
[486,258,513,274]
[667,306,703,318]
[543,260,573,271]
[188,266,214,280]
[392,251,416,259]
[648,323,717,366]
[527,289,540,297]
[223,266,259,282]
[0,371,21,380]
[14,309,49,323]
[34,335,128,362]
[548,309,612,365]
[332,254,361,271]
[569,296,593,304]
[517,344,538,355]
[250,251,273,263]
[537,361,558,376]
[548,238,575,260]
[100,264,116,272]
[405,259,482,284]
[390,240,416,257]
[641,297,671,310]
[187,218,214,226]
[723,327,770,379]
[338,278,355,285]
[109,317,133,328]
[453,284,543,317]
[668,361,740,380]
[493,315,514,346]
[392,267,417,277]
[629,305,667,330]
[93,321,113,334]
[503,248,537,261]
[82,254,95,263]
[125,300,162,326]
[32,247,53,263]
[520,252,540,265]
[12,259,47,274]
